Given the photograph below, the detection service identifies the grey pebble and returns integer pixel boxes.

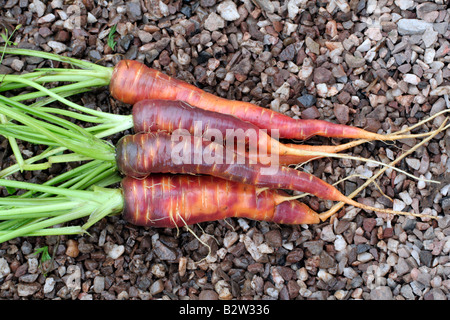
[397,19,433,35]
[370,286,393,300]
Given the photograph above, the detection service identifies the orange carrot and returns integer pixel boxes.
[110,60,389,141]
[122,174,320,227]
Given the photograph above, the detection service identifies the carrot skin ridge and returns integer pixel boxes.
[121,175,320,227]
[110,60,385,141]
[116,132,344,203]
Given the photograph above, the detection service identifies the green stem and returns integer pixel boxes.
[0,226,85,237]
[0,178,100,200]
[48,153,94,163]
[0,205,94,243]
[0,146,65,178]
[2,47,111,72]
[0,100,115,161]
[0,201,83,219]
[0,114,24,170]
[0,183,124,243]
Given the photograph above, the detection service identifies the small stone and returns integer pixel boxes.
[319,251,336,269]
[424,48,435,64]
[31,0,46,17]
[403,74,420,85]
[88,50,102,61]
[65,239,79,258]
[215,280,233,300]
[199,290,219,300]
[43,277,56,294]
[370,286,393,300]
[264,230,282,248]
[406,158,421,170]
[366,27,382,41]
[422,27,438,48]
[18,283,41,297]
[38,13,55,24]
[357,252,373,263]
[394,0,414,10]
[54,30,70,42]
[93,276,105,293]
[313,67,332,84]
[301,106,321,119]
[153,240,176,260]
[395,258,411,276]
[356,39,372,52]
[345,53,366,68]
[204,12,225,32]
[305,37,320,55]
[416,2,439,21]
[286,249,304,263]
[397,19,433,35]
[151,263,166,278]
[4,0,19,8]
[0,258,10,280]
[126,0,142,22]
[334,104,349,124]
[303,240,323,255]
[224,231,239,248]
[393,199,406,212]
[38,26,53,38]
[50,0,62,8]
[217,0,240,21]
[149,279,164,295]
[87,12,97,24]
[401,284,415,300]
[47,41,67,54]
[363,218,377,233]
[419,250,433,267]
[296,94,316,108]
[64,265,81,299]
[106,244,125,259]
[138,30,153,43]
[435,42,450,58]
[279,44,296,62]
[10,59,24,72]
[334,235,347,252]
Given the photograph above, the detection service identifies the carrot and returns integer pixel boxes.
[115,131,432,218]
[2,48,439,143]
[108,60,392,141]
[122,174,320,227]
[132,99,344,164]
[131,99,434,169]
[0,173,319,243]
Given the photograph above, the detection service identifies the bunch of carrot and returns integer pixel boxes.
[0,48,447,243]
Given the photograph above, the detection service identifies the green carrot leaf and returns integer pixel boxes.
[107,25,117,51]
[34,246,51,263]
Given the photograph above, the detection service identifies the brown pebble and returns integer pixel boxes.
[65,239,80,258]
[313,67,332,84]
[334,103,350,124]
[383,228,394,239]
[286,248,304,264]
[301,106,321,119]
[287,280,300,299]
[363,218,377,233]
[264,230,282,248]
[199,289,219,300]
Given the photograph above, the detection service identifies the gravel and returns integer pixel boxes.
[0,0,449,301]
